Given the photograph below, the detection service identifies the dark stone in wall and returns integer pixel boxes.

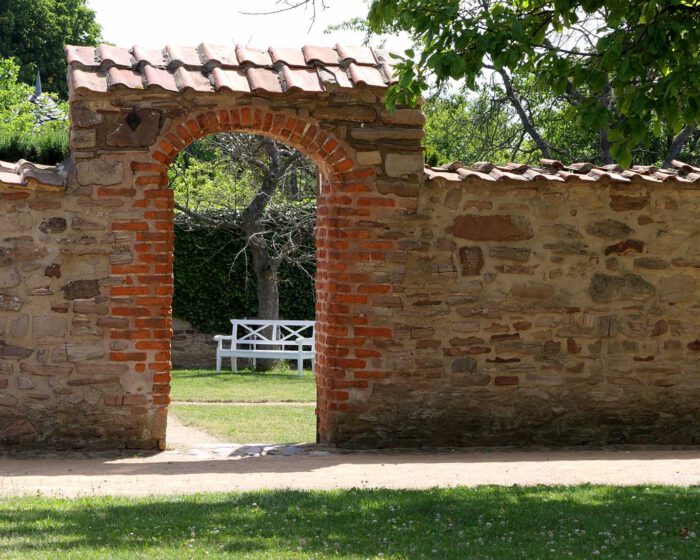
[61,279,101,300]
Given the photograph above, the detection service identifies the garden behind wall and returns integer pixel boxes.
[0,43,699,449]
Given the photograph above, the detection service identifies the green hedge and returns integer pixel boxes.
[173,216,316,334]
[0,127,69,165]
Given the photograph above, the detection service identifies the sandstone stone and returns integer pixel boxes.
[376,180,420,197]
[10,315,29,338]
[44,263,61,278]
[453,215,533,241]
[451,357,478,374]
[32,316,67,338]
[62,279,101,300]
[0,418,37,444]
[0,340,33,359]
[105,109,162,147]
[70,128,96,149]
[542,223,583,239]
[380,109,425,126]
[351,127,423,141]
[588,273,655,303]
[39,217,67,234]
[72,217,106,231]
[0,268,20,289]
[0,212,33,232]
[312,106,377,122]
[658,273,696,303]
[0,294,23,312]
[585,219,634,239]
[66,344,105,362]
[19,364,73,376]
[489,246,531,262]
[634,257,669,269]
[76,159,124,186]
[605,239,644,256]
[451,371,491,386]
[383,153,424,178]
[71,108,103,127]
[609,195,649,211]
[72,300,109,314]
[458,246,483,276]
[543,241,589,255]
[356,151,382,166]
[511,282,555,300]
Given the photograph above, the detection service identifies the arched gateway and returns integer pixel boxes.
[0,44,699,449]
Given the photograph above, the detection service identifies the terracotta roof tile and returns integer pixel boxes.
[425,159,700,185]
[336,44,377,65]
[280,66,323,92]
[246,67,282,93]
[66,43,395,95]
[107,67,143,89]
[0,160,66,190]
[210,67,250,92]
[97,45,132,67]
[66,45,97,66]
[302,45,338,65]
[236,46,273,66]
[347,63,386,87]
[269,47,307,67]
[132,46,166,68]
[199,43,239,67]
[165,45,201,67]
[143,65,178,91]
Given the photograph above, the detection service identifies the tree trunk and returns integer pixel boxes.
[247,230,280,370]
[662,125,696,168]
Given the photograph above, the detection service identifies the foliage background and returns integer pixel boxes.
[173,211,316,334]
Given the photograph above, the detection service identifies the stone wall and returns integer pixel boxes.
[171,317,216,369]
[1,43,698,449]
[331,173,700,447]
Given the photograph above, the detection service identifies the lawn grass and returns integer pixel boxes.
[170,366,315,403]
[170,404,316,444]
[0,486,698,558]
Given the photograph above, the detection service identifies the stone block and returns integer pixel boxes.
[105,109,162,147]
[312,106,377,122]
[458,246,483,276]
[588,273,655,303]
[356,151,382,166]
[585,219,634,239]
[76,159,124,186]
[0,295,23,312]
[453,215,533,241]
[0,268,20,289]
[32,316,67,338]
[39,217,67,234]
[62,279,101,300]
[383,154,424,177]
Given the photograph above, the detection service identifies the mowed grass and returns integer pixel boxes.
[170,404,316,444]
[170,367,315,403]
[1,486,698,559]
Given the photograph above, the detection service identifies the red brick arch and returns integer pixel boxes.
[117,105,396,446]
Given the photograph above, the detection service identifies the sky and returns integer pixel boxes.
[87,0,408,52]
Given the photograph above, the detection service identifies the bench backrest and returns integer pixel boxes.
[230,319,315,349]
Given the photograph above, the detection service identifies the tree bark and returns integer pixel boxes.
[662,125,696,168]
[496,68,553,160]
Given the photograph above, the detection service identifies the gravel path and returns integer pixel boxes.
[1,445,698,497]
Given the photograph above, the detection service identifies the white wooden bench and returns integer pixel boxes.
[214,319,315,377]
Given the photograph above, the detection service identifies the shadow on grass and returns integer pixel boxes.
[0,486,698,558]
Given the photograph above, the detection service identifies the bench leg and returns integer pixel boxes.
[297,355,303,377]
[311,356,315,376]
[216,353,222,373]
[231,357,237,373]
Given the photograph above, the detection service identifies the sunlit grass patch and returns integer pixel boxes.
[0,486,698,559]
[170,365,315,403]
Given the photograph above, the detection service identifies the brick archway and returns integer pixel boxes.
[122,104,392,446]
[56,43,426,449]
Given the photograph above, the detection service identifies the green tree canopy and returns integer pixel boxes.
[369,0,700,167]
[0,0,101,95]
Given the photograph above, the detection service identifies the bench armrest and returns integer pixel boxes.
[295,337,314,349]
[213,335,234,341]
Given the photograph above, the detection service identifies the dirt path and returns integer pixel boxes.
[1,447,698,498]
